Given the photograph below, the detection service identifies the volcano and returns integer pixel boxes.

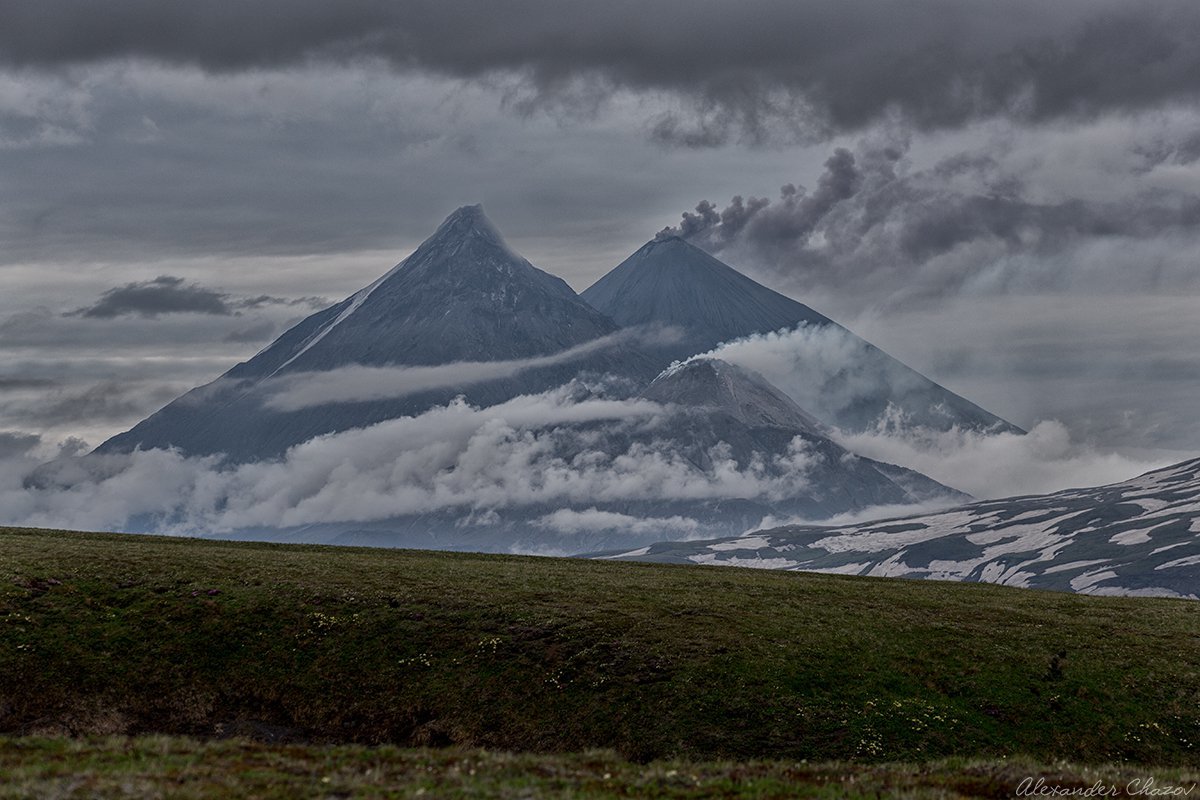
[98,206,654,461]
[582,234,1020,434]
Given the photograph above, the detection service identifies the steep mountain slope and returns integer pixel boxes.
[598,457,1200,598]
[581,235,1019,434]
[97,206,655,461]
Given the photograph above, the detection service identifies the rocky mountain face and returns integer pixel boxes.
[597,458,1200,599]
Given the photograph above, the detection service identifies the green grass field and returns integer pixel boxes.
[2,737,1197,799]
[1,525,1199,792]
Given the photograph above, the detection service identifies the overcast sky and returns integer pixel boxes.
[3,0,1200,463]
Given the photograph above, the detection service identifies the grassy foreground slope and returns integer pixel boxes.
[3,738,1199,799]
[1,527,1199,765]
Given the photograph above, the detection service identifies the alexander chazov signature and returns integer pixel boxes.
[1016,776,1197,797]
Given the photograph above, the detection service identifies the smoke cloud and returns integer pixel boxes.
[666,137,1200,305]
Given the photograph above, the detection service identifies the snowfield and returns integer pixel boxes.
[599,458,1200,599]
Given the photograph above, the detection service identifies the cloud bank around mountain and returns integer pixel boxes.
[699,325,1172,499]
[0,364,1168,544]
[0,385,821,536]
[263,326,680,410]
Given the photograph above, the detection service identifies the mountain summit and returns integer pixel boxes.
[581,235,831,362]
[238,204,616,377]
[583,236,1019,434]
[98,206,649,461]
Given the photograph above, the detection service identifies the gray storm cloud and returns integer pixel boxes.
[0,431,40,459]
[66,276,234,318]
[14,380,182,426]
[65,275,329,319]
[665,138,1200,304]
[6,1,1200,142]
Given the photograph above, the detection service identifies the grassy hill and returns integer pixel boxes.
[2,526,1199,767]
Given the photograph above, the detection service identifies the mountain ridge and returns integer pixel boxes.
[596,456,1200,598]
[581,235,833,360]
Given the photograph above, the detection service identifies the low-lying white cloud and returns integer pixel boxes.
[0,346,1184,547]
[694,323,955,432]
[694,324,1179,499]
[263,326,681,411]
[753,498,971,532]
[533,508,702,537]
[835,416,1170,500]
[0,384,818,535]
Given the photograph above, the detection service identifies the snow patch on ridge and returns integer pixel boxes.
[270,265,404,376]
